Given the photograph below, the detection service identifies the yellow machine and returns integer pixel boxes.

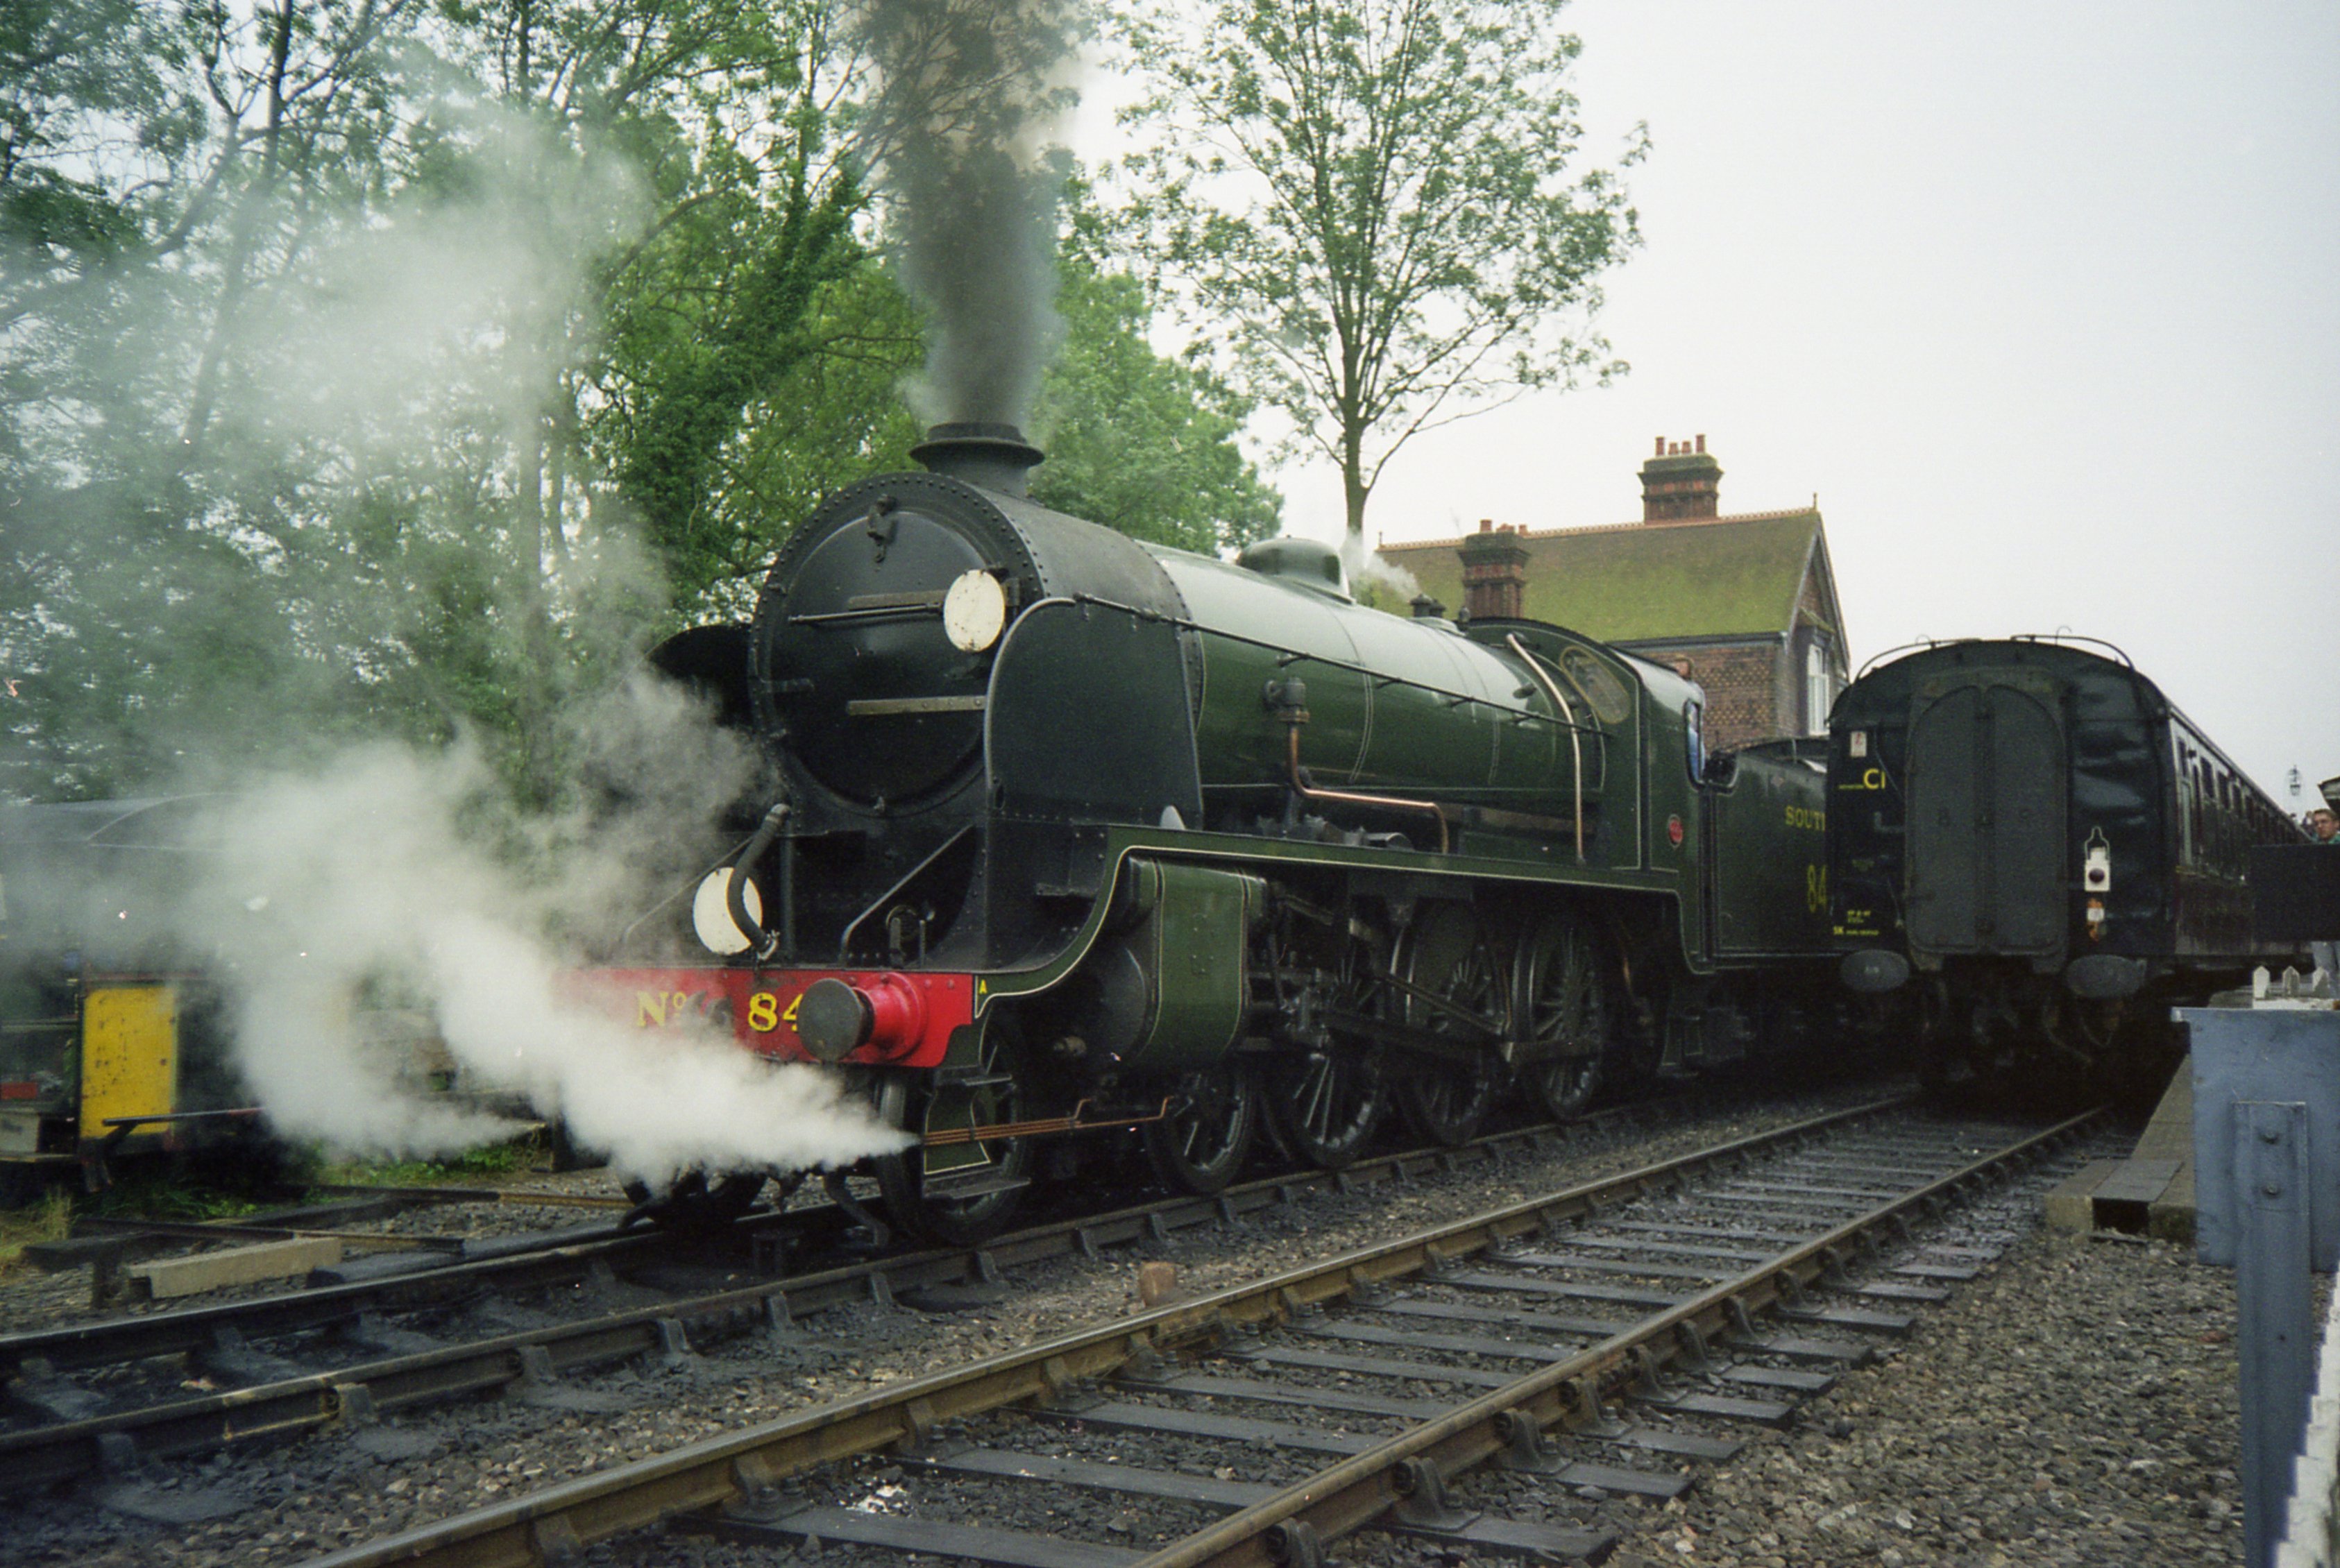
[0,799,264,1202]
[76,984,180,1139]
[0,973,262,1202]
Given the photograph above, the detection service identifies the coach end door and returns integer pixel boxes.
[1904,672,2067,963]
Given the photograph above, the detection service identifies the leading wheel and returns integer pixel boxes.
[1392,903,1504,1146]
[874,1015,1034,1245]
[1142,1064,1260,1195]
[1515,909,1609,1120]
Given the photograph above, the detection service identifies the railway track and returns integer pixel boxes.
[0,1084,1752,1495]
[280,1096,2098,1568]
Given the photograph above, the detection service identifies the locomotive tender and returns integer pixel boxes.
[1826,636,2305,1091]
[609,425,1842,1239]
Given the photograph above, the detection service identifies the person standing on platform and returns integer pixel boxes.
[2313,808,2339,978]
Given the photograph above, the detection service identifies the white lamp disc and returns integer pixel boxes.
[942,570,1008,653]
[692,868,763,955]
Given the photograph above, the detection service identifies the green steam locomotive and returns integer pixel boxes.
[600,423,1849,1241]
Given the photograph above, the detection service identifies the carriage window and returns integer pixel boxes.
[1684,699,1705,783]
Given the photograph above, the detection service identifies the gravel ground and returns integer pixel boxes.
[6,1086,2253,1568]
[563,1113,2238,1568]
[1588,1228,2247,1568]
[0,1086,1885,1565]
[1337,1193,2248,1568]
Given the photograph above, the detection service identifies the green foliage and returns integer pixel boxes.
[83,1161,275,1221]
[1114,0,1643,536]
[644,235,1285,616]
[671,258,927,617]
[0,0,845,803]
[0,0,1287,806]
[1028,262,1282,554]
[316,1129,548,1187]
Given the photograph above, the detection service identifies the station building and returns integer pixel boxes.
[1375,436,1849,753]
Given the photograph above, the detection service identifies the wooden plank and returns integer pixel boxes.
[2043,1159,2119,1232]
[2094,1157,2182,1234]
[690,1506,1141,1568]
[1849,1279,1951,1302]
[2134,1054,2196,1244]
[126,1238,344,1299]
[2130,1053,2194,1161]
[2150,1160,2198,1246]
[917,1449,1276,1509]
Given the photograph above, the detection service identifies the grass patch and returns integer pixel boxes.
[83,1164,282,1222]
[0,1189,75,1272]
[316,1129,548,1189]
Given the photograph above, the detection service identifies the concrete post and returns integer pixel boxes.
[2237,1100,2316,1568]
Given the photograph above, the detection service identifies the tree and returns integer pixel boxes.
[646,235,1285,622]
[1028,259,1282,555]
[0,0,867,801]
[1115,0,1643,540]
[0,0,1282,805]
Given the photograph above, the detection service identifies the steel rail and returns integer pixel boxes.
[0,1090,1723,1492]
[0,1225,675,1379]
[1130,1104,2103,1568]
[289,1095,1919,1568]
[312,1185,634,1211]
[0,1088,1677,1383]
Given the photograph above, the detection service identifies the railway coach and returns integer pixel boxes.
[1826,636,2304,1093]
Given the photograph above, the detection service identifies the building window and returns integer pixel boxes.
[1804,638,1832,736]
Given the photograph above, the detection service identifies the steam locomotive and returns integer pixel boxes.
[602,424,1847,1241]
[1826,637,2305,1095]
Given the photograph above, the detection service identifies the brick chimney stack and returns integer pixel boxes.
[1640,434,1722,522]
[1458,518,1529,622]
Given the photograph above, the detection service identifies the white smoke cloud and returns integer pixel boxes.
[1343,534,1423,606]
[11,71,915,1184]
[199,725,908,1181]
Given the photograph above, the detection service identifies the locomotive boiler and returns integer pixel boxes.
[604,424,1844,1240]
[1827,636,2305,1094]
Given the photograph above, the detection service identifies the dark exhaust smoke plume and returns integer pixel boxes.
[850,0,1090,427]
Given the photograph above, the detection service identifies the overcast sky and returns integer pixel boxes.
[1230,1,2339,807]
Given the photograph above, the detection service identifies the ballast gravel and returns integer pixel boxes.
[0,1089,2256,1568]
[1597,1229,2245,1568]
[1340,1223,2244,1568]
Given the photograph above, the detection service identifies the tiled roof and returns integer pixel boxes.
[1377,509,1825,644]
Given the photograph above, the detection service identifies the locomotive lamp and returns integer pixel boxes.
[2083,828,2112,893]
[941,569,1008,653]
[690,869,761,955]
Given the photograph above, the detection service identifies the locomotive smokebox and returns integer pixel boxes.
[910,422,1044,497]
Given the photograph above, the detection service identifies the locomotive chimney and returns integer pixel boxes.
[910,421,1045,498]
[1640,434,1723,522]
